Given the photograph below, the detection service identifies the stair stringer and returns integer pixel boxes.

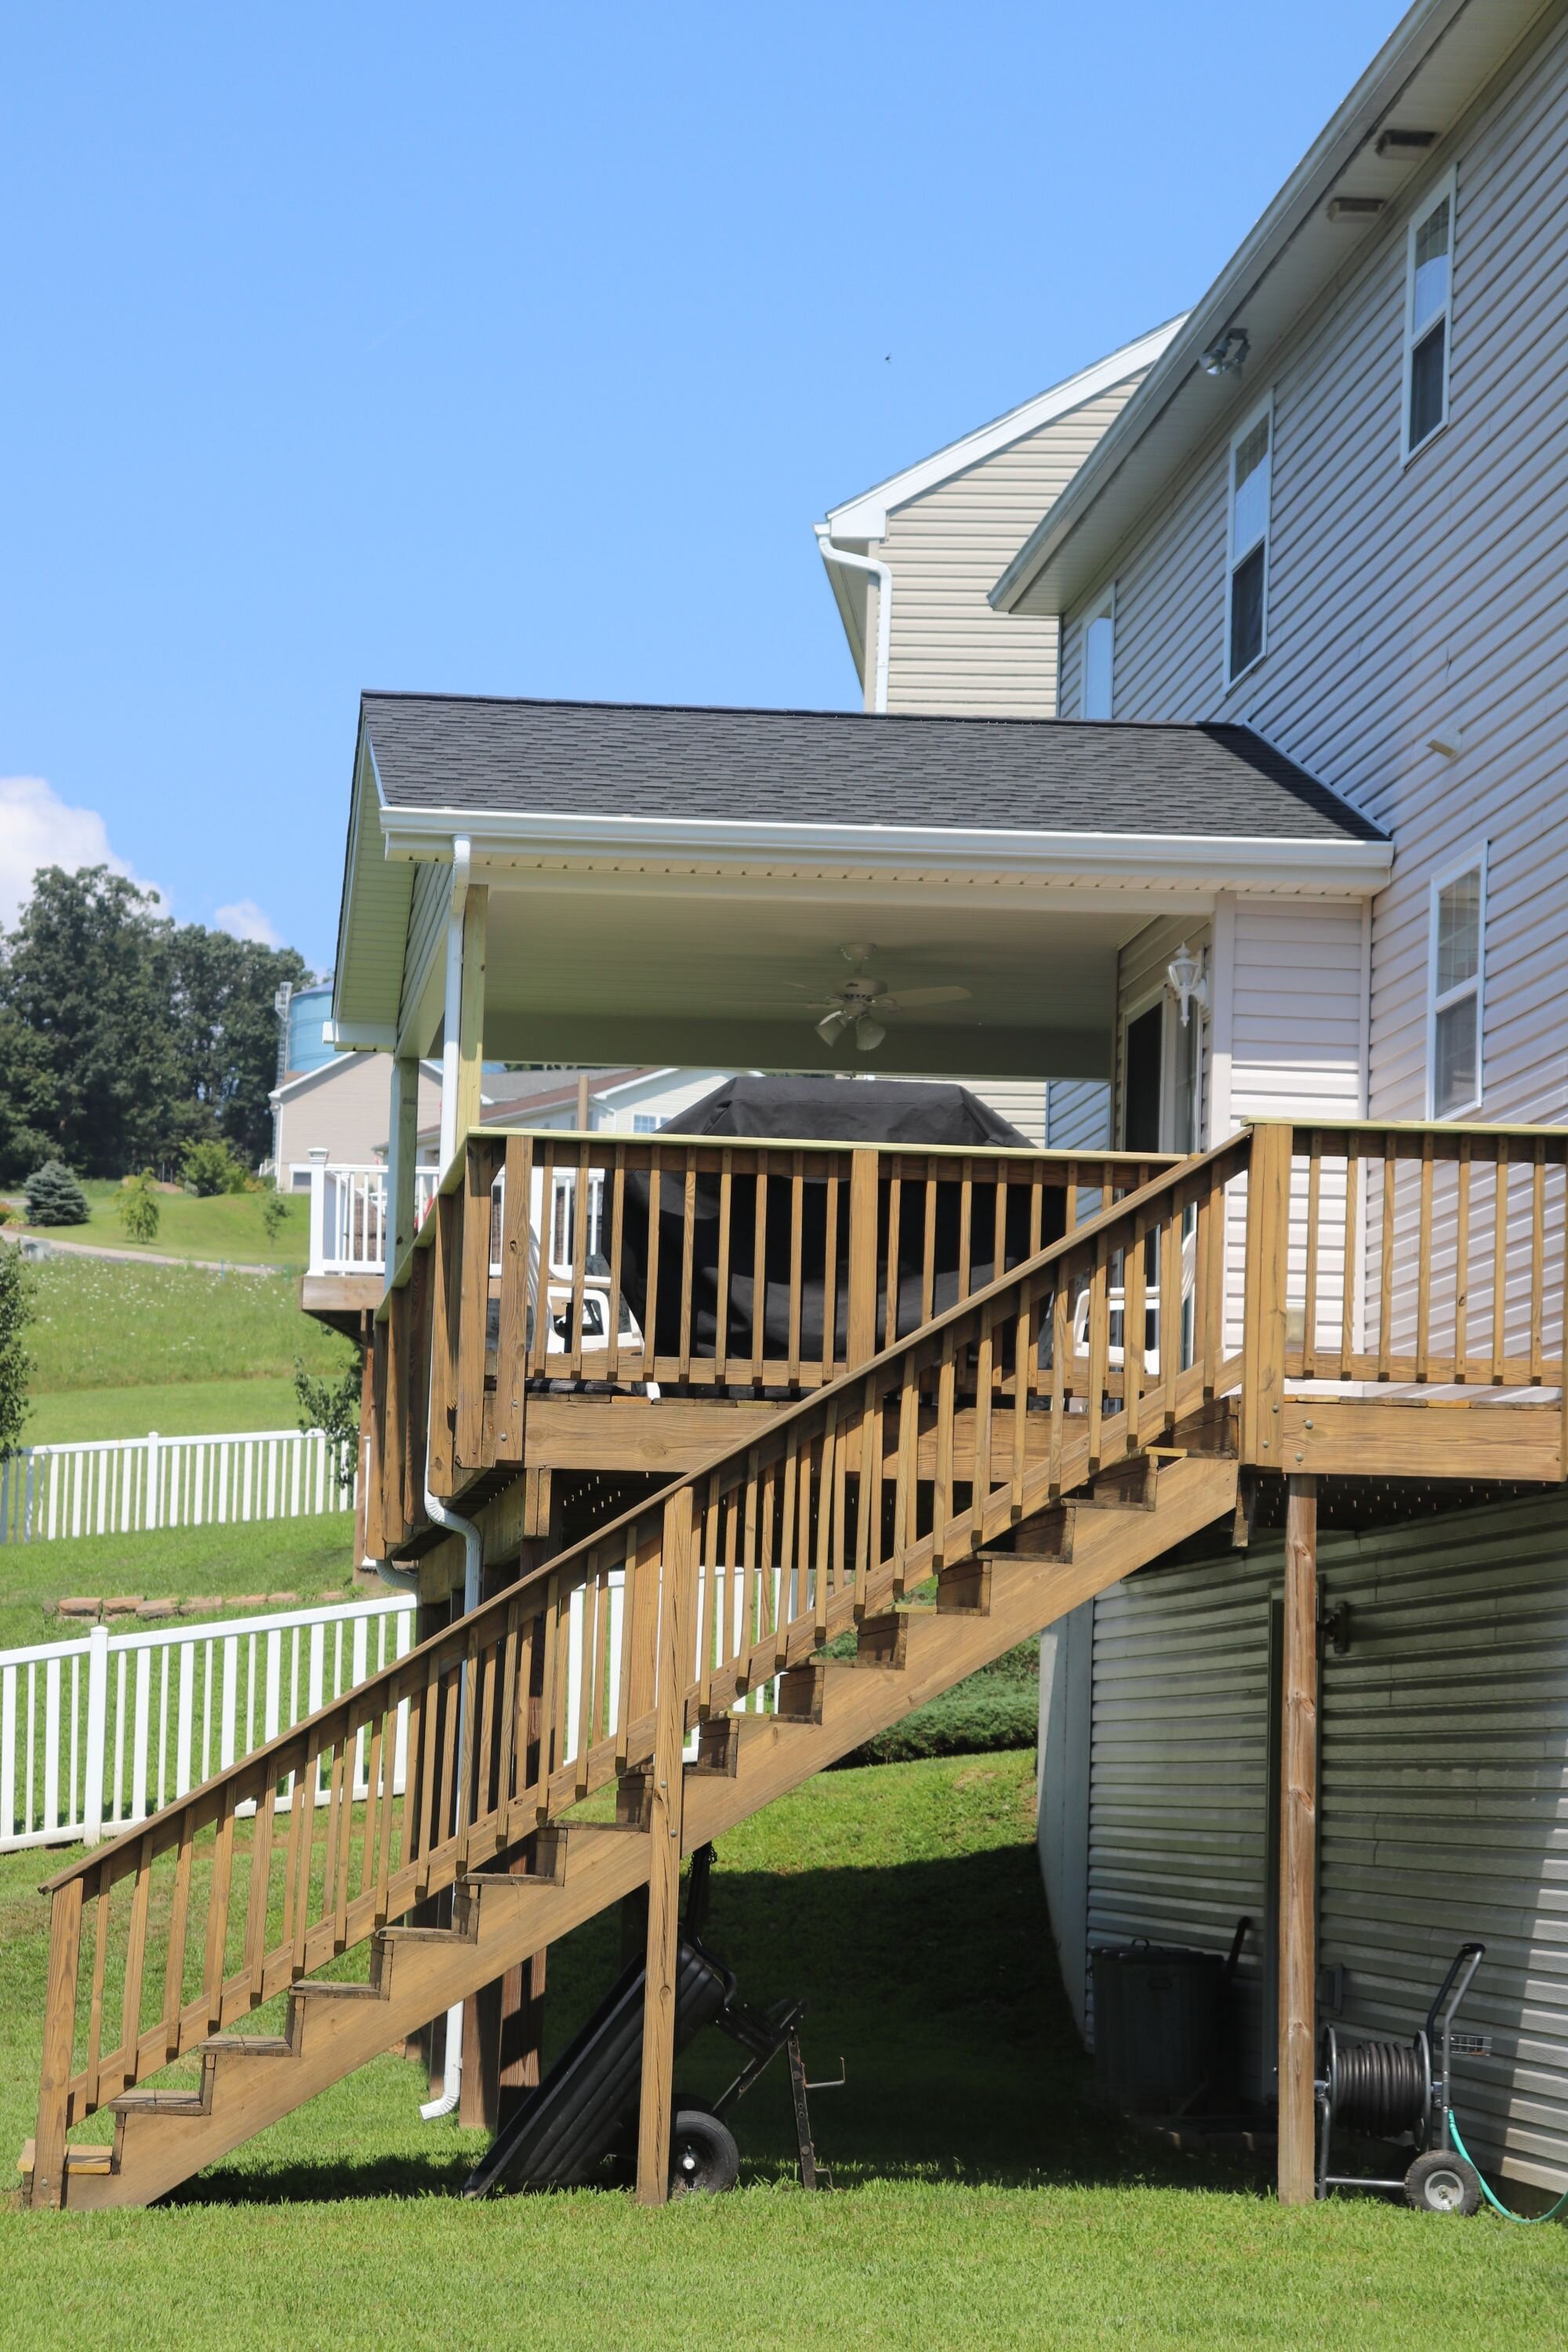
[45,1449,1236,2212]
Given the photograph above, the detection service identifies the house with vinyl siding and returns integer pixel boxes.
[967,0,1568,2198]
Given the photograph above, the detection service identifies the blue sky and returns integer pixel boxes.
[2,2,1399,970]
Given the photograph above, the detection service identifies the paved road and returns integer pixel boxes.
[0,1228,291,1279]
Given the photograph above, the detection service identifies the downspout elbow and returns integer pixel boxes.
[815,524,892,714]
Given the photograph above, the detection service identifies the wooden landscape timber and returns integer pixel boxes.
[20,1116,1568,2214]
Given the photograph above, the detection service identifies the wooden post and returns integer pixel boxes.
[846,1147,880,1370]
[387,1051,422,1285]
[636,1490,693,2205]
[31,1877,84,2209]
[576,1072,591,1132]
[456,886,488,1147]
[1242,1123,1293,1469]
[495,1946,547,2129]
[1278,1472,1318,2206]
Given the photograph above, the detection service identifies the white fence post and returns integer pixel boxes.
[0,1427,355,1545]
[82,1624,109,1846]
[146,1430,160,1533]
[307,1148,329,1276]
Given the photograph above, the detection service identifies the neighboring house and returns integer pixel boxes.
[270,1049,440,1185]
[412,1066,740,1159]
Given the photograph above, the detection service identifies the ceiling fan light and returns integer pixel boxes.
[855,1016,886,1052]
[816,1009,847,1044]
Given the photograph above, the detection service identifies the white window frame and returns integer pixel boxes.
[1080,582,1116,720]
[1425,840,1486,1120]
[1402,165,1457,466]
[1223,392,1274,689]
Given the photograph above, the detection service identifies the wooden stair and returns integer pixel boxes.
[22,1441,1236,2212]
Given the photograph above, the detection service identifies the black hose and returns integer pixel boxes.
[1331,2036,1427,2136]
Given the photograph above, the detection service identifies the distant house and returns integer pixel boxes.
[270,1051,441,1186]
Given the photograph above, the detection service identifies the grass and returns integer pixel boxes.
[7,1180,309,1270]
[0,1510,360,1650]
[22,1255,353,1401]
[24,1377,304,1446]
[2,1750,1564,2347]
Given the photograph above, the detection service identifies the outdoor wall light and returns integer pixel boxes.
[1200,327,1250,376]
[1166,943,1209,1027]
[855,1017,886,1052]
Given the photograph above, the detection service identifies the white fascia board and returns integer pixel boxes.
[324,1019,397,1051]
[825,318,1188,542]
[377,804,1392,895]
[991,0,1546,614]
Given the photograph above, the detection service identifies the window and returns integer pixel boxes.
[1225,397,1272,684]
[1403,172,1455,459]
[1427,851,1485,1116]
[633,1113,659,1134]
[1081,586,1115,719]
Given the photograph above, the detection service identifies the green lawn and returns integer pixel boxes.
[2,1750,1563,2348]
[7,1180,310,1270]
[0,1509,361,1650]
[24,1376,304,1446]
[22,1255,352,1403]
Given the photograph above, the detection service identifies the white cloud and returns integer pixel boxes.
[213,898,285,949]
[0,776,167,928]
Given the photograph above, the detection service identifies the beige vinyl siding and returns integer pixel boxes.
[876,386,1142,717]
[276,1054,441,1175]
[1062,9,1568,1134]
[967,1079,1047,1147]
[1051,1491,1568,2191]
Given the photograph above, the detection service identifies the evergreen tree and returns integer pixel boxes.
[0,1243,31,1457]
[24,1160,89,1227]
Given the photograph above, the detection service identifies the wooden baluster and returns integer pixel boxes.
[854,1379,877,1615]
[85,1858,111,2108]
[456,1142,492,1469]
[1340,1151,1360,1377]
[568,1142,592,1382]
[699,1483,720,1715]
[636,1487,695,2205]
[1160,1190,1182,1420]
[1123,1213,1146,1450]
[921,1173,938,1325]
[1063,1162,1079,1236]
[715,1159,733,1381]
[778,1430,799,1664]
[1242,1126,1292,1467]
[575,1568,599,1798]
[993,1173,1008,1286]
[1454,1138,1472,1379]
[644,1149,662,1384]
[1085,1235,1110,1473]
[787,1153,804,1387]
[758,1456,779,1677]
[883,1167,902,1348]
[163,1820,194,2056]
[1021,1286,1042,1508]
[416,1660,441,1890]
[750,1163,768,1384]
[677,1149,697,1384]
[894,1365,918,1592]
[321,1743,348,1951]
[203,1799,235,2034]
[1048,1275,1067,1497]
[494,1136,532,1459]
[812,1415,837,1644]
[244,1773,277,2000]
[30,1877,83,2209]
[552,1580,572,1795]
[956,1165,973,1302]
[1492,1140,1510,1384]
[971,1305,994,1545]
[440,1654,463,1859]
[475,1630,499,1842]
[281,1747,310,1968]
[118,1834,154,2089]
[427,1188,462,1495]
[1415,1133,1434,1383]
[361,1719,383,1924]
[932,1330,956,1573]
[1301,1135,1322,1379]
[739,1450,761,1690]
[797,1433,815,1641]
[830,1399,848,1614]
[1377,1145,1396,1381]
[822,1156,840,1377]
[1530,1138,1546,1384]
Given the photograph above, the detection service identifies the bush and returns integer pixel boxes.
[831,1637,1040,1769]
[294,1351,364,1496]
[116,1169,162,1244]
[24,1160,89,1227]
[0,1241,33,1454]
[182,1138,249,1196]
[260,1189,290,1241]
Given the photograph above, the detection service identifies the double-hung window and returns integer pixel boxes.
[1225,397,1272,685]
[1403,170,1455,459]
[1081,585,1115,719]
[1427,849,1486,1117]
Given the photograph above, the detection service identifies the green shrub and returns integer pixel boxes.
[830,1637,1040,1769]
[260,1189,290,1240]
[24,1160,89,1227]
[116,1169,162,1244]
[294,1351,364,1494]
[182,1138,249,1196]
[0,1241,33,1454]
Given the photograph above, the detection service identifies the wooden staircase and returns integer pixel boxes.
[22,1145,1247,2211]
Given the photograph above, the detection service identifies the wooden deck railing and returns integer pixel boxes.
[365,1131,1180,1540]
[30,1135,1237,2205]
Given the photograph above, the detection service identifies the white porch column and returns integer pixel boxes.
[307,1147,329,1274]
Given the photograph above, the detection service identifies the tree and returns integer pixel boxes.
[182,1138,248,1196]
[167,926,307,1167]
[294,1351,363,1496]
[117,1170,162,1243]
[261,1189,290,1241]
[0,1006,57,1185]
[0,1243,32,1456]
[25,1160,89,1226]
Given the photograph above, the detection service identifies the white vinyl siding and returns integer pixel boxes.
[1046,1080,1112,1152]
[1060,9,1568,1134]
[1112,917,1212,1151]
[872,385,1142,717]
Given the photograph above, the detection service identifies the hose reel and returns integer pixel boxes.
[1316,1943,1489,2213]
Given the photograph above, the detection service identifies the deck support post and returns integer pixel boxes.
[387,1051,421,1285]
[636,1490,694,2205]
[1278,1472,1318,2206]
[31,1878,84,2209]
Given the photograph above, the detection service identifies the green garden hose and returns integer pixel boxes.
[1447,2113,1568,2224]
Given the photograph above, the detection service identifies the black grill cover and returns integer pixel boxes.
[669,1075,1030,1149]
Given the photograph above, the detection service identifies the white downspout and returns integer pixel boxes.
[437,836,472,1174]
[814,524,892,714]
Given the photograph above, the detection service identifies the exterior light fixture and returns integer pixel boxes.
[1166,942,1208,1027]
[1200,328,1250,377]
[816,1010,847,1044]
[855,1016,887,1052]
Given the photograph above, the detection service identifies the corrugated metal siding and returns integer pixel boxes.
[1087,1551,1276,2092]
[1061,10,1568,1133]
[878,385,1143,717]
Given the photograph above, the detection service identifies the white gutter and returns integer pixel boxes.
[437,837,472,1170]
[813,524,891,713]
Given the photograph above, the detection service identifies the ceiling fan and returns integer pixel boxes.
[794,944,971,1053]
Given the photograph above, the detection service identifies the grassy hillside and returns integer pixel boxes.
[24,1254,353,1400]
[25,1376,305,1445]
[2,1751,1563,2349]
[0,1510,361,1650]
[5,1179,309,1269]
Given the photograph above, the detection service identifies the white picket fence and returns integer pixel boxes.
[0,1594,417,1854]
[0,1428,355,1545]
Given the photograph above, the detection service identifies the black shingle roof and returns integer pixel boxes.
[361,693,1385,844]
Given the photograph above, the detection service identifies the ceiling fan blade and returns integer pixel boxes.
[877,985,972,1011]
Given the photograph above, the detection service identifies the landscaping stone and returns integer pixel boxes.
[180,1595,225,1615]
[230,1595,268,1610]
[136,1599,178,1620]
[266,1592,299,1605]
[56,1598,100,1618]
[100,1597,143,1617]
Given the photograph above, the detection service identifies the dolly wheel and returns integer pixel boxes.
[1404,2151,1482,2215]
[669,2107,739,2196]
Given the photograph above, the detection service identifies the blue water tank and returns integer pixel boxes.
[285,982,334,1076]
